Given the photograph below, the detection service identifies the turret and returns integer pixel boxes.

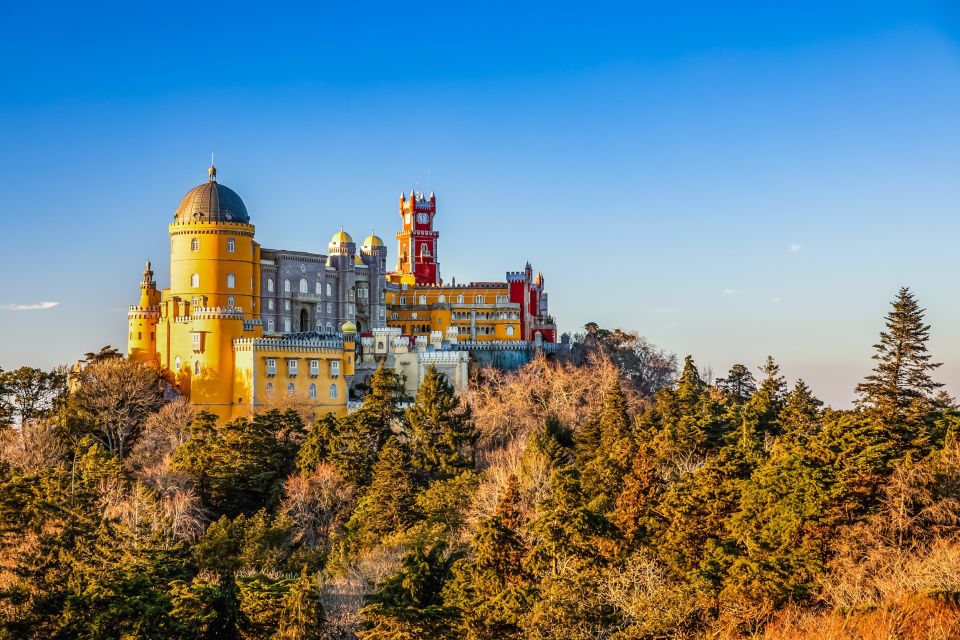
[128,260,161,366]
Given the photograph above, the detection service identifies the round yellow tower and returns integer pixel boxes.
[168,164,260,317]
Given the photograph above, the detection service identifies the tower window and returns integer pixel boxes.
[194,361,200,376]
[329,383,338,400]
[284,279,291,293]
[309,383,317,400]
[191,273,200,288]
[299,278,308,294]
[227,273,235,289]
[174,356,181,371]
[191,238,199,252]
[227,238,236,252]
[267,278,275,293]
[227,296,235,307]
[326,283,332,297]
[268,299,274,310]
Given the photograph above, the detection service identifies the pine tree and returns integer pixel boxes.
[347,437,420,548]
[856,287,943,423]
[778,379,823,440]
[407,366,477,483]
[275,566,326,640]
[580,379,634,510]
[717,364,757,402]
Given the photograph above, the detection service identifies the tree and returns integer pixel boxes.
[83,345,124,364]
[569,324,677,395]
[717,364,757,402]
[856,287,943,430]
[359,542,460,640]
[275,566,327,640]
[0,366,67,427]
[347,437,420,549]
[281,463,353,554]
[407,366,477,483]
[71,358,166,457]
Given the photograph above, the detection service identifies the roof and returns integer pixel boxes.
[174,172,249,224]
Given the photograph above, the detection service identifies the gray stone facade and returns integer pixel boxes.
[258,233,388,336]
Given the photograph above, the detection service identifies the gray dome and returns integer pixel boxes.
[174,170,249,224]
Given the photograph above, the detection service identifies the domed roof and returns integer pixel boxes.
[341,320,357,333]
[174,166,249,224]
[330,229,353,246]
[354,255,364,265]
[362,233,384,248]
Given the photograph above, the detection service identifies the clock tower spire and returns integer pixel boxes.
[395,189,440,285]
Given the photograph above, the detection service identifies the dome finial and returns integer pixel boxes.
[208,152,216,181]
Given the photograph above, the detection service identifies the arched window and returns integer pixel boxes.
[227,238,236,252]
[457,295,464,304]
[284,279,291,293]
[400,296,406,305]
[194,361,200,376]
[506,326,515,337]
[227,296,235,307]
[316,281,322,295]
[267,320,275,332]
[267,278,275,293]
[191,296,199,307]
[475,295,483,304]
[326,283,332,297]
[438,295,446,304]
[227,273,235,289]
[309,383,317,400]
[329,383,338,399]
[266,382,274,398]
[299,278,308,294]
[284,318,291,332]
[191,238,199,252]
[326,322,333,333]
[287,382,295,397]
[174,356,182,371]
[419,295,426,305]
[191,273,200,288]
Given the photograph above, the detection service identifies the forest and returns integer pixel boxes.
[1,287,959,639]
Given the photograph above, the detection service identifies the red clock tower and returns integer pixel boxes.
[395,190,440,285]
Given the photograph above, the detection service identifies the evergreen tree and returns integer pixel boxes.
[856,287,943,431]
[347,437,420,548]
[778,379,823,440]
[717,364,758,402]
[580,379,634,510]
[275,566,326,640]
[359,543,460,640]
[407,366,477,483]
[0,366,67,427]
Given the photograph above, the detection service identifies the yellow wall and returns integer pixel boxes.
[385,285,522,341]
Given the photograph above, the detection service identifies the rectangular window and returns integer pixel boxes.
[326,303,332,314]
[192,332,201,347]
[330,360,340,377]
[227,238,236,252]
[309,359,319,376]
[227,273,236,289]
[288,359,298,376]
[266,358,277,375]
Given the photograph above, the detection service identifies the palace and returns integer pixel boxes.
[127,165,558,419]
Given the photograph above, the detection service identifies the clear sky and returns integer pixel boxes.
[1,1,958,407]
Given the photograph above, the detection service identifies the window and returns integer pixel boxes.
[284,279,291,293]
[309,383,317,400]
[288,359,298,376]
[380,308,385,319]
[285,300,291,311]
[438,295,445,304]
[419,295,426,305]
[400,296,406,305]
[268,299,274,310]
[348,304,354,315]
[266,382,274,398]
[330,360,340,377]
[266,358,277,375]
[457,295,464,304]
[194,361,200,376]
[326,283,332,297]
[227,273,235,289]
[299,278,308,294]
[287,382,295,397]
[391,312,398,320]
[497,295,508,304]
[267,320,275,332]
[309,359,319,376]
[174,356,182,371]
[349,289,355,301]
[191,273,200,288]
[326,303,331,314]
[192,332,201,347]
[316,281,322,295]
[191,296,199,307]
[326,322,333,333]
[267,278,275,293]
[284,318,291,332]
[476,295,483,304]
[227,238,236,252]
[506,326,515,337]
[191,238,199,251]
[329,383,338,399]
[412,312,418,319]
[380,292,385,303]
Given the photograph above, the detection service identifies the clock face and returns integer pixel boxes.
[417,212,430,224]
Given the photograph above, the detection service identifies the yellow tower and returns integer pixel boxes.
[128,260,161,365]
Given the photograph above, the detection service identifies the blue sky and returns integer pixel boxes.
[1,1,958,407]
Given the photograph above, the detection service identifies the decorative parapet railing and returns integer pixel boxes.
[127,305,160,319]
[234,332,344,353]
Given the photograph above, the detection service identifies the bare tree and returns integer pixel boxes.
[74,359,166,457]
[128,397,194,470]
[0,419,66,471]
[281,464,354,551]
